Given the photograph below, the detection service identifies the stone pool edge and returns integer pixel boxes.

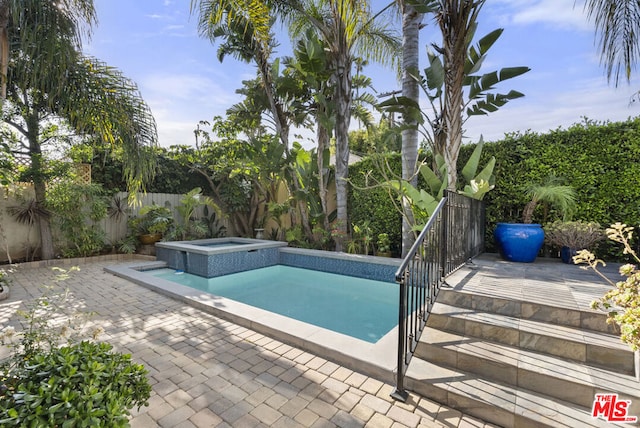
[104,258,400,385]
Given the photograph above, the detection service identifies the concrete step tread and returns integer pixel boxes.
[418,326,640,399]
[431,302,630,353]
[405,358,634,428]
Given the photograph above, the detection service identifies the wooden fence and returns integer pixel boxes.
[0,189,230,263]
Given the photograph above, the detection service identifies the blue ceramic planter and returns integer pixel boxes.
[560,246,577,264]
[494,223,545,263]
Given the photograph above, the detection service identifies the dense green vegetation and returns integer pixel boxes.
[479,118,640,258]
[347,117,640,260]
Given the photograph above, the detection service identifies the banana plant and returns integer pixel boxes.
[385,137,495,230]
[378,27,529,157]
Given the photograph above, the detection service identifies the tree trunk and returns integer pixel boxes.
[33,178,54,260]
[255,46,313,239]
[0,1,9,104]
[316,120,330,231]
[26,111,55,259]
[334,54,352,252]
[401,2,422,257]
[439,0,477,191]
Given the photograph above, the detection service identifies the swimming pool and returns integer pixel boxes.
[149,265,397,343]
[105,246,402,382]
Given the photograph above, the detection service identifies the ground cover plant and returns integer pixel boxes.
[0,267,151,426]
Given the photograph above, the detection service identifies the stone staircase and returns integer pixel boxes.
[401,256,640,427]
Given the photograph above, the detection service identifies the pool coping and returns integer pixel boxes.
[105,255,401,384]
[156,237,288,256]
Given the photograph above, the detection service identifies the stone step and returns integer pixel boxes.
[415,327,640,412]
[428,302,635,375]
[404,358,635,428]
[437,287,615,334]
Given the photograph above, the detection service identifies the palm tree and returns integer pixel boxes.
[398,0,429,256]
[193,0,323,239]
[0,0,96,104]
[191,0,292,148]
[583,0,640,86]
[433,0,484,190]
[4,4,157,260]
[286,0,400,250]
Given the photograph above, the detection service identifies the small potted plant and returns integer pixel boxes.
[128,205,173,245]
[544,220,604,263]
[377,233,392,257]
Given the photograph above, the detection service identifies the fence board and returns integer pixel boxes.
[2,191,230,262]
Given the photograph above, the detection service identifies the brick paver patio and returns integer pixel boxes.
[0,256,498,427]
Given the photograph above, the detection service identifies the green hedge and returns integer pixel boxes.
[349,118,640,261]
[472,118,640,259]
[348,154,403,256]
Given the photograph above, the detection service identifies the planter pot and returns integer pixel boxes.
[139,233,162,245]
[560,246,578,264]
[494,223,545,263]
[0,286,9,302]
[377,251,392,258]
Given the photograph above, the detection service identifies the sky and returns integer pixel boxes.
[84,0,640,149]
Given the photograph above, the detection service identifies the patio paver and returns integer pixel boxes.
[0,256,502,427]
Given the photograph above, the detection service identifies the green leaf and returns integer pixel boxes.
[424,50,444,93]
[499,66,531,81]
[461,136,485,181]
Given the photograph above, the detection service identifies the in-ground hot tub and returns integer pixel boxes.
[155,237,287,278]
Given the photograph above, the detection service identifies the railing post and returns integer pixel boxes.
[390,268,409,402]
[440,191,449,280]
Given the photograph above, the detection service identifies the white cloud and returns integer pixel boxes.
[490,0,592,31]
[140,73,243,146]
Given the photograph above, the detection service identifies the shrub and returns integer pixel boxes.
[481,118,640,260]
[544,220,604,250]
[574,223,640,351]
[0,267,151,426]
[349,154,403,256]
[0,341,151,427]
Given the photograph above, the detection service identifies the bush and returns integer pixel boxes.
[46,182,109,257]
[0,341,151,427]
[575,223,640,351]
[349,154,403,256]
[481,118,640,260]
[0,267,151,427]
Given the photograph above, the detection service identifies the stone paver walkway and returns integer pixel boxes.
[0,257,498,428]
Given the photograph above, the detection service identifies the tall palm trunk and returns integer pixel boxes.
[0,0,8,103]
[316,118,330,231]
[400,2,422,256]
[439,0,477,190]
[26,110,54,260]
[333,53,352,252]
[255,47,289,149]
[255,45,313,239]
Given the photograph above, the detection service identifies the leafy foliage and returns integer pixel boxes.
[480,118,640,259]
[349,153,403,256]
[0,267,151,426]
[544,220,604,250]
[575,223,640,351]
[46,182,109,257]
[0,342,150,427]
[166,187,223,241]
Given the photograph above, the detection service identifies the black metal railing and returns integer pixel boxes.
[390,190,485,402]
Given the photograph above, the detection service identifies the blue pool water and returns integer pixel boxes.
[149,265,398,343]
